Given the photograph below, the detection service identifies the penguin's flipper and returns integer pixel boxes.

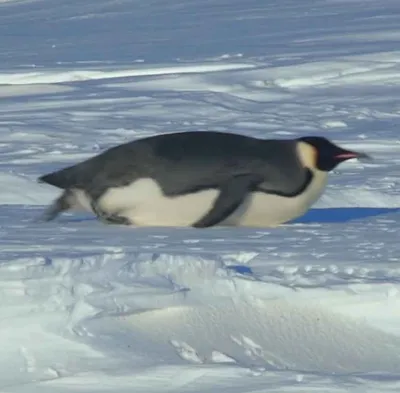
[193,173,262,228]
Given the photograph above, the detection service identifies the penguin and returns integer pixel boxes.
[37,131,370,228]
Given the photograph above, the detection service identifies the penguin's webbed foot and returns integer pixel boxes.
[91,202,131,226]
[102,213,131,226]
[40,190,73,222]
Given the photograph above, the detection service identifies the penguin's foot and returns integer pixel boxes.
[40,190,73,222]
[102,213,131,226]
[91,202,131,226]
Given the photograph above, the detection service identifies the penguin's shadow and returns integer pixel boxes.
[227,207,399,276]
[291,207,400,224]
[62,207,400,225]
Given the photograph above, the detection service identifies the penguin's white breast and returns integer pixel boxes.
[226,169,329,227]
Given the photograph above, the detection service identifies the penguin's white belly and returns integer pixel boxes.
[97,178,220,227]
[96,173,328,227]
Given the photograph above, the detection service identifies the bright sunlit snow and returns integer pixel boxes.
[0,0,400,392]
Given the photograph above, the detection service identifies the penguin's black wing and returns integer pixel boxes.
[192,173,264,228]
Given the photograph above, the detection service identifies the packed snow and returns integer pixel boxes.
[0,0,399,392]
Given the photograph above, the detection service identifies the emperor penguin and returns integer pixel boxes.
[37,131,370,228]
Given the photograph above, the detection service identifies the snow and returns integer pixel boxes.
[0,0,400,392]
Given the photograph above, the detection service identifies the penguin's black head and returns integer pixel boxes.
[298,136,371,172]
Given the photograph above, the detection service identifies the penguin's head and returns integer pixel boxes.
[298,136,371,172]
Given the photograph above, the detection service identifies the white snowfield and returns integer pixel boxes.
[0,0,400,392]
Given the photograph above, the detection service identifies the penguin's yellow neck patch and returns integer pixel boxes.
[296,141,317,169]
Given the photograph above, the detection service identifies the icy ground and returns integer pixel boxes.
[0,0,400,392]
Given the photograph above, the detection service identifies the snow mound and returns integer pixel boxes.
[116,292,400,373]
[0,173,56,205]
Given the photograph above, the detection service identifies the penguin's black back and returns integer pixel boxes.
[38,131,307,196]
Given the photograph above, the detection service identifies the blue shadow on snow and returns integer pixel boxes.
[227,207,399,276]
[66,207,400,225]
[291,207,400,224]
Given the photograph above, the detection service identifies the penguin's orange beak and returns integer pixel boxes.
[335,150,371,162]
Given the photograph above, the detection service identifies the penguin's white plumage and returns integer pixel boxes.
[38,131,369,228]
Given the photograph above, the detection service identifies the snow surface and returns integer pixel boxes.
[0,0,400,392]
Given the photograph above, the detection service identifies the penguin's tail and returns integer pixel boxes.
[38,165,79,189]
[38,162,94,222]
[38,172,60,187]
